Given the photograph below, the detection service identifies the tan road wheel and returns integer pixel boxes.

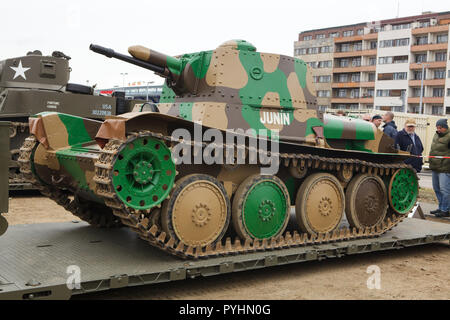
[345,174,388,229]
[295,173,345,236]
[161,174,230,247]
[232,175,290,241]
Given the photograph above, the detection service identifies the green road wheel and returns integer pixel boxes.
[232,175,290,241]
[112,135,175,210]
[388,168,418,214]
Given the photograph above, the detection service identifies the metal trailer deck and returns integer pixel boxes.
[1,212,450,300]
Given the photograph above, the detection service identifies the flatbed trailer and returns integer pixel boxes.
[1,207,449,300]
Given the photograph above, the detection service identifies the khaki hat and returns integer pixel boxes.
[405,118,417,127]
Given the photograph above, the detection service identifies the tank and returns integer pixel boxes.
[0,122,10,236]
[0,50,145,190]
[19,40,419,259]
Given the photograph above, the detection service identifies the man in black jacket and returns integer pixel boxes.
[382,112,398,139]
[394,118,424,172]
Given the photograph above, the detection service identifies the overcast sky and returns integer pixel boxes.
[1,0,448,88]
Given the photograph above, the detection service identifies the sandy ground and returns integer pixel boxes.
[3,178,450,300]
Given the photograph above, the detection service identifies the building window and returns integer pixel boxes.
[339,59,349,67]
[419,21,430,28]
[446,106,450,115]
[318,105,328,111]
[320,46,332,53]
[368,73,376,81]
[370,41,377,49]
[379,38,410,48]
[413,70,426,80]
[316,34,325,39]
[412,88,424,97]
[435,69,446,79]
[416,36,428,45]
[350,89,360,98]
[338,74,348,82]
[352,58,361,67]
[295,48,307,55]
[338,89,347,97]
[351,73,360,82]
[329,32,340,38]
[435,52,446,62]
[437,34,448,44]
[432,105,443,115]
[357,29,364,35]
[433,88,444,97]
[343,30,354,37]
[415,54,427,63]
[318,60,332,68]
[317,90,331,98]
[369,57,377,65]
[447,88,450,97]
[303,35,312,41]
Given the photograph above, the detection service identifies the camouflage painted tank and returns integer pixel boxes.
[19,40,419,258]
[0,50,144,190]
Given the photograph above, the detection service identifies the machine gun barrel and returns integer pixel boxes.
[89,44,166,75]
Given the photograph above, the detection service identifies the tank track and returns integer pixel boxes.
[9,122,33,187]
[18,136,123,228]
[92,130,416,259]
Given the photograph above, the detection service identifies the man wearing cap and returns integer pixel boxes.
[429,118,450,218]
[394,118,424,172]
[371,115,382,129]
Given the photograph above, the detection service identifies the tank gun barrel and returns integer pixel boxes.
[89,44,166,75]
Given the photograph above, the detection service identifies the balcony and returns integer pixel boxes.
[334,35,363,43]
[331,97,361,104]
[333,65,376,73]
[409,61,447,70]
[407,97,444,104]
[411,43,448,52]
[412,24,449,35]
[331,82,361,88]
[409,79,446,86]
[334,49,377,58]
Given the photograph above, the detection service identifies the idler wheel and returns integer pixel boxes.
[232,175,290,241]
[112,135,175,210]
[161,174,230,247]
[388,168,418,214]
[345,174,388,229]
[295,173,344,236]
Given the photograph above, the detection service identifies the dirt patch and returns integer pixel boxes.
[418,188,438,205]
[4,195,80,225]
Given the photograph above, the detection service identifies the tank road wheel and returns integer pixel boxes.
[112,135,176,210]
[295,173,345,236]
[336,164,353,183]
[161,174,230,247]
[0,215,8,236]
[388,168,418,214]
[232,175,290,241]
[345,174,388,229]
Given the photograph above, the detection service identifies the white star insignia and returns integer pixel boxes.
[10,60,31,80]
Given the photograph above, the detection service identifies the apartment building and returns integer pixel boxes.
[294,11,450,115]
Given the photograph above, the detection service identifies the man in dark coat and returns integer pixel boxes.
[382,112,398,139]
[429,118,450,217]
[394,118,424,172]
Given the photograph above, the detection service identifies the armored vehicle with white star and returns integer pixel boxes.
[0,50,145,189]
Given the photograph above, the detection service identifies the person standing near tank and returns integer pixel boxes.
[382,111,398,139]
[371,115,383,129]
[429,119,450,218]
[394,118,424,173]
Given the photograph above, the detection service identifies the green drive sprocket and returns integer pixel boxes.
[112,135,176,210]
[232,175,290,240]
[388,168,418,214]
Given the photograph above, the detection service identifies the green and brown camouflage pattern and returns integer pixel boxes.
[24,40,407,202]
[0,50,144,189]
